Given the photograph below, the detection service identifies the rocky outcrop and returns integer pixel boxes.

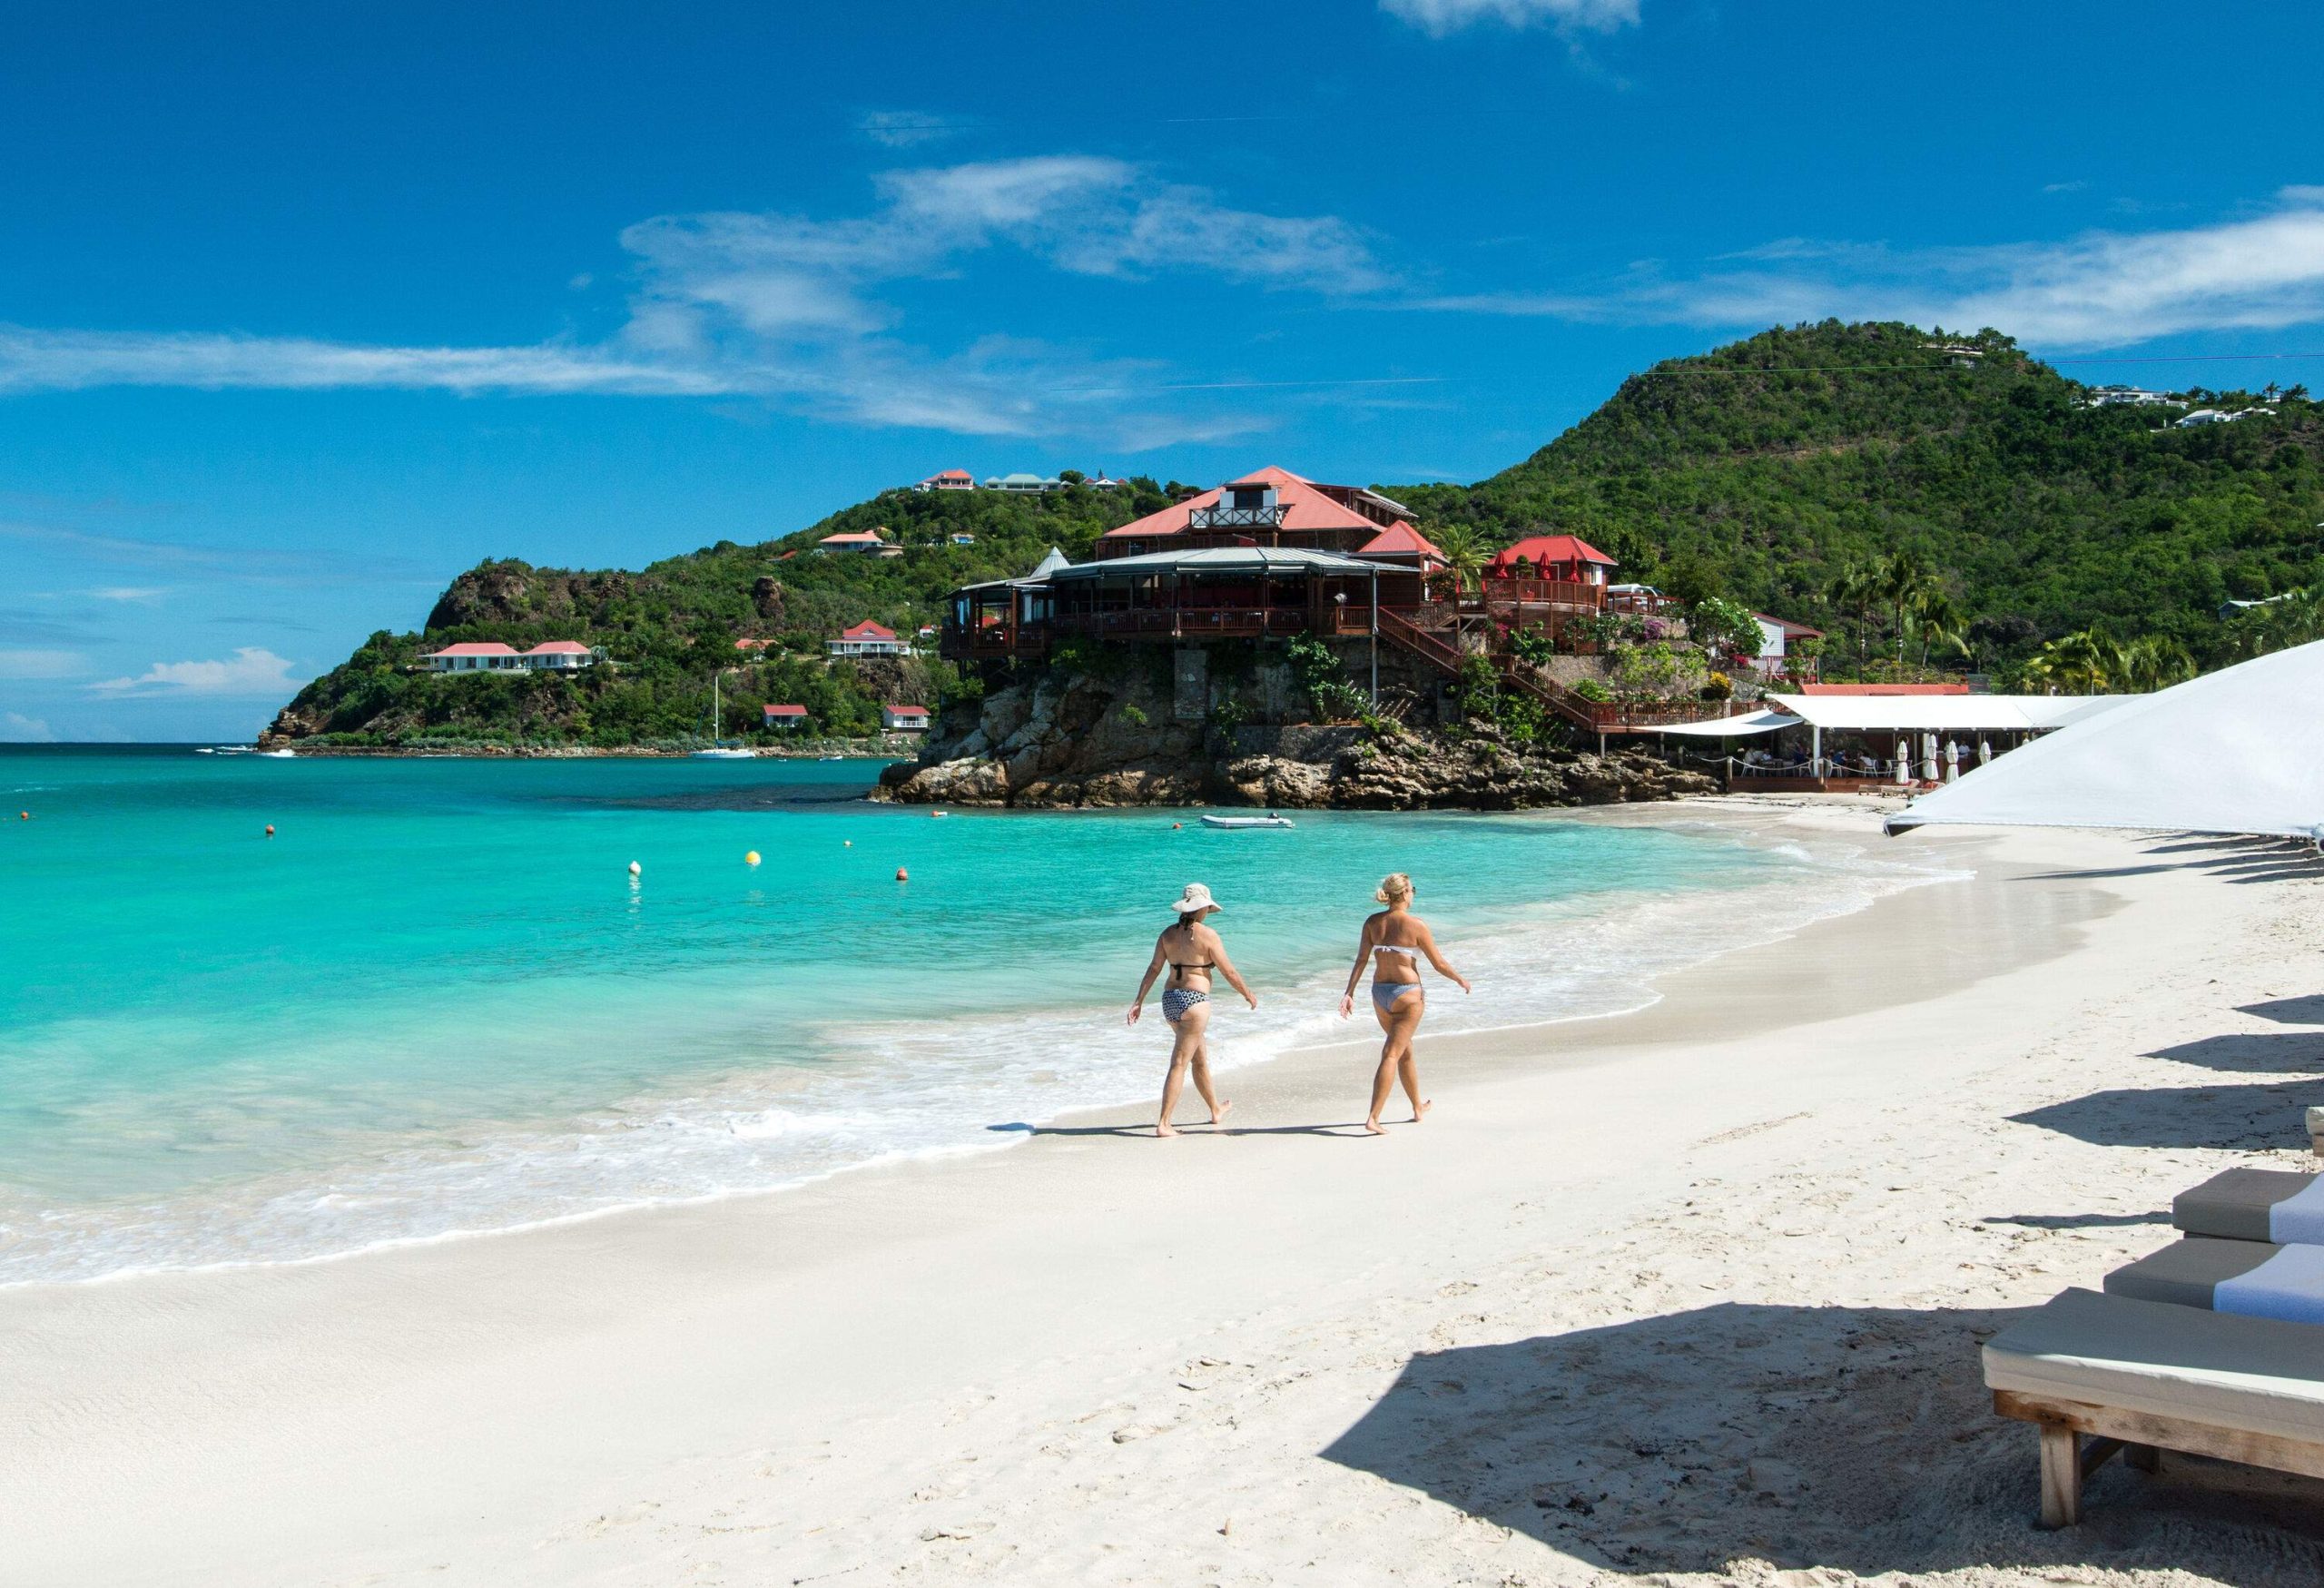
[423,560,639,631]
[873,666,1716,811]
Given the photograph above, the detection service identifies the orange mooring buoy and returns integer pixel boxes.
[264,824,275,837]
[895,866,909,883]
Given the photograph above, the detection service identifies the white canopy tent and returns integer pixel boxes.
[1764,694,2133,733]
[1888,641,2324,839]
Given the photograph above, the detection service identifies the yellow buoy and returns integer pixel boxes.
[745,851,762,866]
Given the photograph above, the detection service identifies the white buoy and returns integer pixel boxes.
[627,861,642,876]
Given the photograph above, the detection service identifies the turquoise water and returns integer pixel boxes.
[2,747,1931,1283]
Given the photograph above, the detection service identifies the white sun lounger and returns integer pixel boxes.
[1984,1287,2324,1526]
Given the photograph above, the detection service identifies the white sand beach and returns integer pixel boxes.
[9,802,2324,1586]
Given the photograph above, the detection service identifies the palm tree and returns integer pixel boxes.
[1429,524,1487,597]
[2118,634,2194,691]
[1913,589,1969,666]
[1824,562,1876,665]
[1870,550,1940,664]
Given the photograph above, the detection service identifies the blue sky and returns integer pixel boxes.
[7,0,2324,739]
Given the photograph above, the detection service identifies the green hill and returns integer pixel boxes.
[267,478,1167,748]
[272,321,2324,747]
[1392,321,2322,673]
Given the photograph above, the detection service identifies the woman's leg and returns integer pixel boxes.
[1157,1001,1211,1137]
[1392,996,1431,1122]
[1187,1020,1231,1126]
[1365,991,1429,1132]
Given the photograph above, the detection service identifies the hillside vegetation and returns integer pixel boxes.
[1394,321,2322,676]
[271,478,1163,747]
[274,321,2324,746]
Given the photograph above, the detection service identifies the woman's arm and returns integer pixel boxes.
[1127,935,1169,1024]
[1338,913,1380,1018]
[1206,929,1258,1010]
[1415,920,1472,995]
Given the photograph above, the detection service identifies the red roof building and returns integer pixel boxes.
[1097,466,1414,559]
[916,469,975,491]
[881,704,931,731]
[763,704,809,725]
[1484,536,1619,583]
[1357,523,1446,570]
[829,620,910,657]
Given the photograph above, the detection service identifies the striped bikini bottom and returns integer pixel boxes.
[1162,988,1210,1023]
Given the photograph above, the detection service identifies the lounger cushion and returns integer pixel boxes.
[2107,1237,2324,1326]
[2175,1169,2324,1246]
[1984,1287,2324,1446]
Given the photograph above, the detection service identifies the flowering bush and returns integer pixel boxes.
[1700,670,1733,700]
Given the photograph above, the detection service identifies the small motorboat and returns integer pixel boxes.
[1199,814,1295,830]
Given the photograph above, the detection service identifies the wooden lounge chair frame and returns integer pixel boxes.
[1994,1389,2324,1526]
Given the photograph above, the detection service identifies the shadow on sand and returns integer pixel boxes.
[1320,1301,2324,1583]
[2009,1080,2319,1152]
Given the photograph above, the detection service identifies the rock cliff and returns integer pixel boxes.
[873,661,1716,811]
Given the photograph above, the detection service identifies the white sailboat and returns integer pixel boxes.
[691,672,754,759]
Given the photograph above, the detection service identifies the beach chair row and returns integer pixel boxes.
[1983,1154,2324,1527]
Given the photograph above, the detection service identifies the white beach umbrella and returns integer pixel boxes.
[1977,738,1993,766]
[1890,638,2324,839]
[1919,733,1939,784]
[1944,741,1961,783]
[1893,743,1909,784]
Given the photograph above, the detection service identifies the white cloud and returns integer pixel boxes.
[0,156,1385,446]
[0,711,56,742]
[1413,189,2324,349]
[0,648,84,679]
[89,646,304,697]
[1383,0,1639,36]
[88,587,166,603]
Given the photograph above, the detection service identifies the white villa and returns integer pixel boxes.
[2085,385,2181,408]
[829,621,910,658]
[818,530,901,557]
[982,472,1063,493]
[423,641,604,674]
[881,704,931,732]
[914,469,976,492]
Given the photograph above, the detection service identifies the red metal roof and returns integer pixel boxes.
[1796,683,1970,695]
[763,704,808,717]
[734,637,773,650]
[841,621,898,639]
[1485,535,1618,571]
[523,641,593,655]
[425,642,520,656]
[1099,465,1383,540]
[820,531,884,544]
[1359,524,1444,559]
[882,703,930,715]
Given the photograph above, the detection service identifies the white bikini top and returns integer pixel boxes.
[1375,942,1419,959]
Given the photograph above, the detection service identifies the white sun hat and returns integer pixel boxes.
[1171,883,1223,914]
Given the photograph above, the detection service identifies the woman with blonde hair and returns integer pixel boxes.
[1338,872,1470,1134]
[1128,883,1257,1138]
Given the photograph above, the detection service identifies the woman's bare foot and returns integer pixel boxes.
[1411,1100,1433,1122]
[1157,1121,1179,1139]
[1363,1119,1387,1136]
[1210,1100,1233,1126]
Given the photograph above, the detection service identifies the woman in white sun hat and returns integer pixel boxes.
[1128,882,1257,1138]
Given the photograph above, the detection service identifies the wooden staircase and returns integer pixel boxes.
[1374,609,1602,731]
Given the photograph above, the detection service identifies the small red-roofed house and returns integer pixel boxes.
[915,469,975,492]
[1095,465,1416,560]
[763,704,808,729]
[817,531,888,556]
[829,620,909,658]
[881,704,931,732]
[423,642,523,673]
[520,640,598,671]
[734,636,775,652]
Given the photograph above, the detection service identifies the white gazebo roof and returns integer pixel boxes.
[1765,693,2134,733]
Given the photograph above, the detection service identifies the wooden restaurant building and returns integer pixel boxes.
[939,465,1718,736]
